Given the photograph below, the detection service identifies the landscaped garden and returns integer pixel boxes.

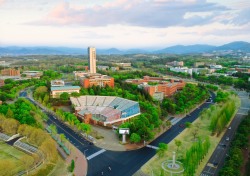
[141,92,240,176]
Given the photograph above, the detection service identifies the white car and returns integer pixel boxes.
[226,137,230,141]
[228,127,231,130]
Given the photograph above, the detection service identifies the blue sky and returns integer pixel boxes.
[0,0,250,49]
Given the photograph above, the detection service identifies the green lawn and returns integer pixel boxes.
[141,94,240,176]
[0,142,35,176]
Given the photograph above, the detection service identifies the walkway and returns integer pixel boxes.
[66,142,88,176]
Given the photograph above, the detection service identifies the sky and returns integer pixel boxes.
[0,0,250,49]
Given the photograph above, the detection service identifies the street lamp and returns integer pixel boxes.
[84,149,88,156]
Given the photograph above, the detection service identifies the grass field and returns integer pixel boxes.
[0,142,35,176]
[141,95,240,176]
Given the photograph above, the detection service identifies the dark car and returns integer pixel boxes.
[179,124,185,128]
[213,162,218,167]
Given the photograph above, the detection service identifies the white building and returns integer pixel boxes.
[170,67,193,75]
[210,65,223,69]
[51,80,65,87]
[88,47,96,74]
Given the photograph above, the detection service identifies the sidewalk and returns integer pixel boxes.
[66,142,88,176]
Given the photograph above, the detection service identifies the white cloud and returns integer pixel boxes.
[28,0,228,28]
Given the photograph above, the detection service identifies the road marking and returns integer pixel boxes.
[240,107,250,110]
[146,145,159,150]
[86,149,106,160]
[237,113,248,115]
[170,118,182,125]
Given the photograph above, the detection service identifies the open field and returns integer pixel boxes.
[141,95,240,176]
[0,142,35,176]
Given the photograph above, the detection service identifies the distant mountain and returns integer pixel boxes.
[0,41,250,55]
[216,41,250,52]
[155,44,216,54]
[97,48,123,55]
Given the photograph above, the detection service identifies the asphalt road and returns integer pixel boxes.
[21,91,215,176]
[200,91,250,176]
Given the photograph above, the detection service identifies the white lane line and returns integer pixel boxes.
[146,145,159,150]
[87,149,106,160]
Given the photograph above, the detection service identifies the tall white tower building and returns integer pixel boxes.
[88,47,96,74]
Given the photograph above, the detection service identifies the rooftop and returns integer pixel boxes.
[51,86,81,91]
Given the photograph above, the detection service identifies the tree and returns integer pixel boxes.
[20,155,33,173]
[191,127,199,140]
[2,118,20,134]
[59,133,66,144]
[49,124,57,137]
[60,92,69,100]
[69,159,75,172]
[157,143,168,158]
[166,120,172,128]
[39,138,57,161]
[175,139,182,152]
[6,108,14,119]
[185,122,192,128]
[130,133,141,143]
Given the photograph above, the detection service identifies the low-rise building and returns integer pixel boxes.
[170,67,193,75]
[51,86,80,98]
[166,61,184,67]
[97,65,109,71]
[51,80,65,87]
[0,79,5,87]
[1,68,20,76]
[22,71,43,79]
[115,63,132,69]
[140,80,186,99]
[126,76,164,85]
[209,65,223,69]
[126,76,185,100]
[193,62,205,68]
[74,71,88,80]
[111,67,119,71]
[80,73,114,88]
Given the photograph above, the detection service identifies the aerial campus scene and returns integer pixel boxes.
[0,1,250,176]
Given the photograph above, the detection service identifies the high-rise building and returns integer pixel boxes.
[88,47,96,74]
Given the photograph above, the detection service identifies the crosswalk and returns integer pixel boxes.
[170,118,182,125]
[146,145,159,150]
[86,149,106,160]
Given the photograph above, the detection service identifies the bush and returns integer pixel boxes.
[69,159,75,173]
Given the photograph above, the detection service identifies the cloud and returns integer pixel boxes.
[0,0,5,6]
[29,0,229,28]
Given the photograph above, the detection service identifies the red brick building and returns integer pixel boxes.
[126,76,186,99]
[1,68,20,76]
[80,73,114,88]
[143,80,186,97]
[0,79,5,87]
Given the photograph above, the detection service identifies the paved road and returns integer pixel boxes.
[201,91,250,176]
[21,91,215,176]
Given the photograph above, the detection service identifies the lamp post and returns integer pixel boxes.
[84,149,88,156]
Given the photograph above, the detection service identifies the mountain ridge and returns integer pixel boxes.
[0,41,249,55]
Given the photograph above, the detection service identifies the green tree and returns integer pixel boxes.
[157,143,168,158]
[185,122,192,128]
[6,108,14,118]
[130,133,141,143]
[175,139,182,152]
[60,92,70,100]
[69,159,75,172]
